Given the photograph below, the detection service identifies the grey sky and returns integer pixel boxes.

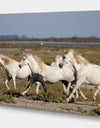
[0,11,100,38]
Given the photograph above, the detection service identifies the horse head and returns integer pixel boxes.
[59,50,72,68]
[19,53,29,68]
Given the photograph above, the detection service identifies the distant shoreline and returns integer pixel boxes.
[0,41,100,44]
[0,37,100,44]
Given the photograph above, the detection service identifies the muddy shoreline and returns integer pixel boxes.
[0,97,98,115]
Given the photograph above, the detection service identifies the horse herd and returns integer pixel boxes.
[0,49,100,102]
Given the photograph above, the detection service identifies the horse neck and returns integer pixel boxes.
[69,52,80,71]
[52,61,59,67]
[64,62,73,71]
[28,57,43,74]
[53,57,62,67]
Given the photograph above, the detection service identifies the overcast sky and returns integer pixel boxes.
[0,11,100,38]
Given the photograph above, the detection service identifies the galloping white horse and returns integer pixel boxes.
[0,54,31,89]
[59,49,100,102]
[51,55,68,93]
[52,55,86,99]
[19,53,75,95]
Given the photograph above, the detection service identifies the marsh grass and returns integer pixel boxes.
[26,81,67,103]
[0,94,16,103]
[1,43,100,52]
[4,89,22,97]
[89,107,100,115]
[26,92,66,103]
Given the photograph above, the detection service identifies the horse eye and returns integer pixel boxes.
[63,56,65,59]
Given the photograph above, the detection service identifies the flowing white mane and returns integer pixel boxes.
[25,53,45,72]
[68,49,89,65]
[54,55,61,62]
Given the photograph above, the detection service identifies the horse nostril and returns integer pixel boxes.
[59,63,63,68]
[19,64,22,68]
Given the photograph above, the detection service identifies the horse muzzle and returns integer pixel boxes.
[59,63,63,68]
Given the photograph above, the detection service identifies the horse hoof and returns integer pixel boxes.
[66,92,70,96]
[93,96,96,101]
[66,97,75,103]
[84,97,88,100]
[98,104,100,107]
[76,96,79,99]
[36,92,39,95]
[93,98,96,101]
[21,92,25,96]
[66,98,70,103]
[66,90,71,96]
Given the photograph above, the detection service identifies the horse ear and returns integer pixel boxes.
[69,49,74,53]
[22,52,25,56]
[64,49,67,54]
[64,49,66,53]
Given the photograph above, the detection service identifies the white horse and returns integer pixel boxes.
[19,53,87,99]
[51,55,68,93]
[52,55,86,99]
[51,55,62,67]
[51,55,76,94]
[59,49,100,102]
[0,54,31,89]
[19,53,75,95]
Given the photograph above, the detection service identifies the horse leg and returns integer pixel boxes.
[5,77,12,90]
[5,79,9,89]
[35,82,40,94]
[76,88,87,100]
[35,81,47,95]
[32,73,46,94]
[93,86,100,101]
[66,82,72,96]
[61,80,69,94]
[41,80,47,93]
[66,78,85,102]
[75,89,79,98]
[62,84,67,93]
[78,88,88,100]
[66,79,76,96]
[12,76,16,89]
[22,78,34,96]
